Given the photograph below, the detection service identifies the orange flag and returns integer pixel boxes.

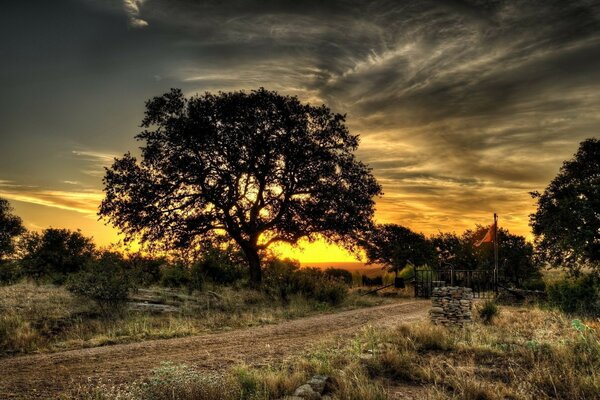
[474,221,496,247]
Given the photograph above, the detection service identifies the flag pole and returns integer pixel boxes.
[493,213,499,295]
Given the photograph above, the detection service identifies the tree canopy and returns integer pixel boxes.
[100,88,382,284]
[0,198,25,261]
[21,228,95,280]
[362,224,433,274]
[530,138,600,272]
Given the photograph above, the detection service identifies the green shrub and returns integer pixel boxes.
[195,248,246,285]
[547,274,600,315]
[263,259,348,305]
[478,300,499,324]
[159,263,191,288]
[126,254,164,287]
[324,268,353,285]
[0,261,22,285]
[67,253,133,314]
[313,278,348,305]
[522,277,546,291]
[189,262,205,292]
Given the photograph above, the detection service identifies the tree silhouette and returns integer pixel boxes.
[21,228,95,280]
[100,88,382,285]
[362,224,433,275]
[530,138,600,273]
[0,198,25,261]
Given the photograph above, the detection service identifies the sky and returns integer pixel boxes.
[1,0,599,263]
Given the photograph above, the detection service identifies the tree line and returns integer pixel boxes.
[1,89,598,293]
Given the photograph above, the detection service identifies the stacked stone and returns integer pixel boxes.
[430,286,473,326]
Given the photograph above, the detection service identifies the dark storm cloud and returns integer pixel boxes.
[1,0,599,240]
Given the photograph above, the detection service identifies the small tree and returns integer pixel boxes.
[21,228,95,281]
[530,138,600,273]
[462,226,537,285]
[0,198,25,262]
[362,224,433,275]
[100,88,382,285]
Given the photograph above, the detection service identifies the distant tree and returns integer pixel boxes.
[361,224,433,275]
[99,88,382,285]
[530,138,600,273]
[21,228,95,281]
[462,226,537,285]
[431,232,477,270]
[0,198,25,262]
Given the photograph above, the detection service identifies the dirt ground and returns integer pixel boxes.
[0,299,429,399]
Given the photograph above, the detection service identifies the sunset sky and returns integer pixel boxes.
[1,0,599,263]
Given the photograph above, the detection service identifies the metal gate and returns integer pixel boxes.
[414,268,497,298]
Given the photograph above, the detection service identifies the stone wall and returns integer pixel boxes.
[430,286,473,326]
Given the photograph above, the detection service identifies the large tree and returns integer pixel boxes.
[100,88,382,285]
[362,224,433,275]
[0,198,25,261]
[530,138,600,273]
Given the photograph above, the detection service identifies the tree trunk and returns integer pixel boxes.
[241,244,262,287]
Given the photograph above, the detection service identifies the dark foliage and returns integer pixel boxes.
[431,232,478,270]
[194,246,246,285]
[530,138,600,272]
[125,253,165,287]
[262,258,348,305]
[361,224,434,275]
[20,229,95,281]
[0,198,25,261]
[67,251,134,315]
[361,275,383,286]
[324,267,353,285]
[463,227,539,285]
[159,263,191,288]
[478,300,499,324]
[99,88,382,285]
[431,226,539,287]
[547,274,600,315]
[0,261,22,285]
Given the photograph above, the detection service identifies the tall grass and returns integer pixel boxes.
[64,305,600,400]
[0,282,387,355]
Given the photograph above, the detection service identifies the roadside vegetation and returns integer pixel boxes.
[0,263,386,356]
[62,304,600,400]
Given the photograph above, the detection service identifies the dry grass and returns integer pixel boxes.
[62,304,600,400]
[0,282,388,356]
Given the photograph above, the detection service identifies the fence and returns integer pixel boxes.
[414,268,497,298]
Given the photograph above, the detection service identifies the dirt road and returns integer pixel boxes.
[0,300,428,398]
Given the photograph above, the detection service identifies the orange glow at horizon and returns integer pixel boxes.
[5,193,537,264]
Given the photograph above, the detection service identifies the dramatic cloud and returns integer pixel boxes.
[1,0,599,251]
[122,0,148,28]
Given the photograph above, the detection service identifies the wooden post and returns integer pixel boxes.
[493,213,499,295]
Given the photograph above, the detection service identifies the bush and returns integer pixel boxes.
[126,254,164,287]
[0,261,22,285]
[324,268,353,285]
[263,259,348,305]
[547,274,600,315]
[478,300,499,324]
[189,262,205,292]
[195,247,246,285]
[362,275,383,286]
[67,252,133,314]
[160,263,191,288]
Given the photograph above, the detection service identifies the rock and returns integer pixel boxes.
[307,375,331,394]
[294,384,321,400]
